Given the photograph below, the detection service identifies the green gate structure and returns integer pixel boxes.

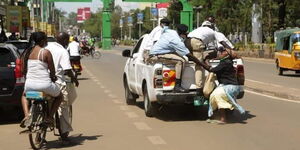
[43,0,193,50]
[122,0,193,31]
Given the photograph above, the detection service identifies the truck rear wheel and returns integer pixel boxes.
[124,77,137,105]
[143,85,157,117]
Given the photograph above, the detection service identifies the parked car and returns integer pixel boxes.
[0,43,24,108]
[122,34,245,117]
[6,40,29,55]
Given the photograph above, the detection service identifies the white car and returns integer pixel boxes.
[122,34,245,117]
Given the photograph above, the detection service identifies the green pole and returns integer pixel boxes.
[179,0,193,31]
[102,0,112,50]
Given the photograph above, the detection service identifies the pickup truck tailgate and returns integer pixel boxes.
[162,62,197,91]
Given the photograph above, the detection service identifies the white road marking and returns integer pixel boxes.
[108,94,117,98]
[100,86,105,89]
[244,59,274,65]
[147,136,167,145]
[94,79,99,82]
[246,79,299,91]
[96,82,101,85]
[104,90,111,93]
[112,100,122,104]
[246,79,282,88]
[120,106,129,111]
[133,122,151,130]
[126,112,138,118]
[245,90,300,104]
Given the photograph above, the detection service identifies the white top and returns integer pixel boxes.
[215,32,234,49]
[188,26,222,44]
[67,41,80,56]
[25,49,51,83]
[145,26,163,50]
[46,42,72,85]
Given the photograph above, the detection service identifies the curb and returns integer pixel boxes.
[244,86,300,101]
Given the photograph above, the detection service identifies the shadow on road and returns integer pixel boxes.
[136,101,208,122]
[135,102,256,124]
[281,74,300,78]
[77,77,90,81]
[225,111,256,124]
[45,134,103,149]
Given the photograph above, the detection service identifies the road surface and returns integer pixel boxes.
[0,48,299,150]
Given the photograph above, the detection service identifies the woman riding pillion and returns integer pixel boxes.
[21,32,63,127]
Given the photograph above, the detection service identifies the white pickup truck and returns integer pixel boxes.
[122,34,245,117]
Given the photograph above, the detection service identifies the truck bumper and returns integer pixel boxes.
[156,91,198,104]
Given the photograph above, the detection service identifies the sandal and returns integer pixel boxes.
[20,116,30,128]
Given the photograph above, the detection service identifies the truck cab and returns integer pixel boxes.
[274,28,300,75]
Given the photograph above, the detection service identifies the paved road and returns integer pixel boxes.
[0,50,300,150]
[244,58,300,90]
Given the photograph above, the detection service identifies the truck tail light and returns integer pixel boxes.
[15,59,25,85]
[236,65,245,85]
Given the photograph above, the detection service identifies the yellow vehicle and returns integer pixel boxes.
[274,28,300,75]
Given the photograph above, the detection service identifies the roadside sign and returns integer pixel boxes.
[158,8,167,18]
[6,6,22,32]
[137,13,143,21]
[0,6,5,16]
[128,16,133,26]
[151,8,158,17]
[120,19,123,27]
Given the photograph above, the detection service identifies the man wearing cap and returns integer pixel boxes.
[149,24,202,93]
[187,21,232,90]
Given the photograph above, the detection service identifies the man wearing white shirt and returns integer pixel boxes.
[187,21,232,90]
[46,32,79,143]
[67,37,82,72]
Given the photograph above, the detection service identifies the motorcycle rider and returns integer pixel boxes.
[67,36,82,74]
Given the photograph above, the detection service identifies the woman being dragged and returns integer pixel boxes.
[199,47,245,124]
[21,32,63,127]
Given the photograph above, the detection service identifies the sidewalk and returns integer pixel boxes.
[245,79,300,101]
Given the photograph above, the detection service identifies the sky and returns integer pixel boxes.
[55,0,140,14]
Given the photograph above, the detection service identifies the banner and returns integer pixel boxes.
[77,7,91,23]
[6,6,22,32]
[0,6,5,16]
[22,6,30,27]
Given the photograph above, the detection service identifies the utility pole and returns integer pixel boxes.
[193,6,202,28]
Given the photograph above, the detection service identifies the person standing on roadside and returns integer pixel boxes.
[46,32,79,143]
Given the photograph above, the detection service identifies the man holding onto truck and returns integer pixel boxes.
[187,21,233,90]
[149,24,203,93]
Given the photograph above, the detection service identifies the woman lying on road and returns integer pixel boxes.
[199,47,245,124]
[20,32,63,128]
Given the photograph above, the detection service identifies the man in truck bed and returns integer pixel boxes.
[149,24,203,93]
